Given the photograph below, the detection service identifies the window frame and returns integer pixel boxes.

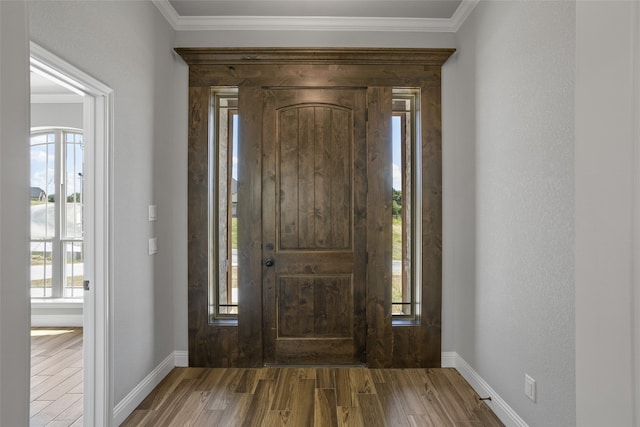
[391,88,422,322]
[30,127,85,300]
[208,87,239,321]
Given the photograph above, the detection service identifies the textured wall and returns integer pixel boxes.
[441,35,476,359]
[444,2,576,425]
[158,52,189,358]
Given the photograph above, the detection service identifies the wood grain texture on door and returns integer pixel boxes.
[262,88,367,365]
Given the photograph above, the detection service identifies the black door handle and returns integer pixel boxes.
[265,258,275,267]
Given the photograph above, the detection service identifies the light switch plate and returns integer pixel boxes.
[525,374,536,402]
[148,237,157,255]
[148,204,157,221]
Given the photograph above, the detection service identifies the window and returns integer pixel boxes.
[30,128,84,298]
[391,88,421,318]
[209,87,239,320]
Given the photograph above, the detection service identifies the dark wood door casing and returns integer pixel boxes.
[178,48,454,368]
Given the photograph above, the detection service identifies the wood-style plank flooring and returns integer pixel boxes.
[122,366,503,427]
[30,327,83,427]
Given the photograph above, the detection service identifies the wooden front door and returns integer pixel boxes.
[262,88,367,365]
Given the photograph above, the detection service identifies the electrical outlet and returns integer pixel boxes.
[525,374,536,402]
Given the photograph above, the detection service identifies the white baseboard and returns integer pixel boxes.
[441,351,457,368]
[442,351,528,427]
[31,315,83,327]
[174,350,188,367]
[112,352,175,425]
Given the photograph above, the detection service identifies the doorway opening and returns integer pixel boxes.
[29,69,85,425]
[29,43,113,426]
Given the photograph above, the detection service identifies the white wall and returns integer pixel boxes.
[443,2,576,425]
[176,29,455,48]
[575,2,639,426]
[28,0,183,405]
[167,64,189,356]
[155,32,189,361]
[0,1,31,426]
[442,30,476,360]
[31,102,82,129]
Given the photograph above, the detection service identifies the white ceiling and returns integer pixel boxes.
[155,0,476,32]
[31,72,73,95]
[31,71,83,103]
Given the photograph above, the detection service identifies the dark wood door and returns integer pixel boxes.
[262,88,367,365]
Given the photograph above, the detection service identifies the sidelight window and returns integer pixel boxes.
[209,87,239,320]
[391,88,420,319]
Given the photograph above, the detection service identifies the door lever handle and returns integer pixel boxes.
[265,258,275,267]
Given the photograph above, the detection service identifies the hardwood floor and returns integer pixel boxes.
[122,367,503,427]
[30,327,83,427]
[28,328,503,426]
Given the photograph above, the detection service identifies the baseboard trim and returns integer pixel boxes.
[441,351,457,368]
[442,352,529,427]
[31,315,83,327]
[174,350,188,367]
[112,352,175,425]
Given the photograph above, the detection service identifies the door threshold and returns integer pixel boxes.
[264,363,367,368]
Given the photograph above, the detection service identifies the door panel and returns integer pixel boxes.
[277,275,352,338]
[263,88,367,365]
[278,105,352,250]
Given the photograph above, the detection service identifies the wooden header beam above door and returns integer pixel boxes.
[175,48,455,66]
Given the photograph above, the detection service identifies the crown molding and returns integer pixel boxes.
[450,0,479,32]
[152,0,180,29]
[176,15,453,33]
[153,0,478,33]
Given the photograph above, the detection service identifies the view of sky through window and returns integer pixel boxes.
[392,116,402,190]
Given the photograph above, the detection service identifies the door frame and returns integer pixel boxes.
[30,42,114,426]
[179,48,454,368]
